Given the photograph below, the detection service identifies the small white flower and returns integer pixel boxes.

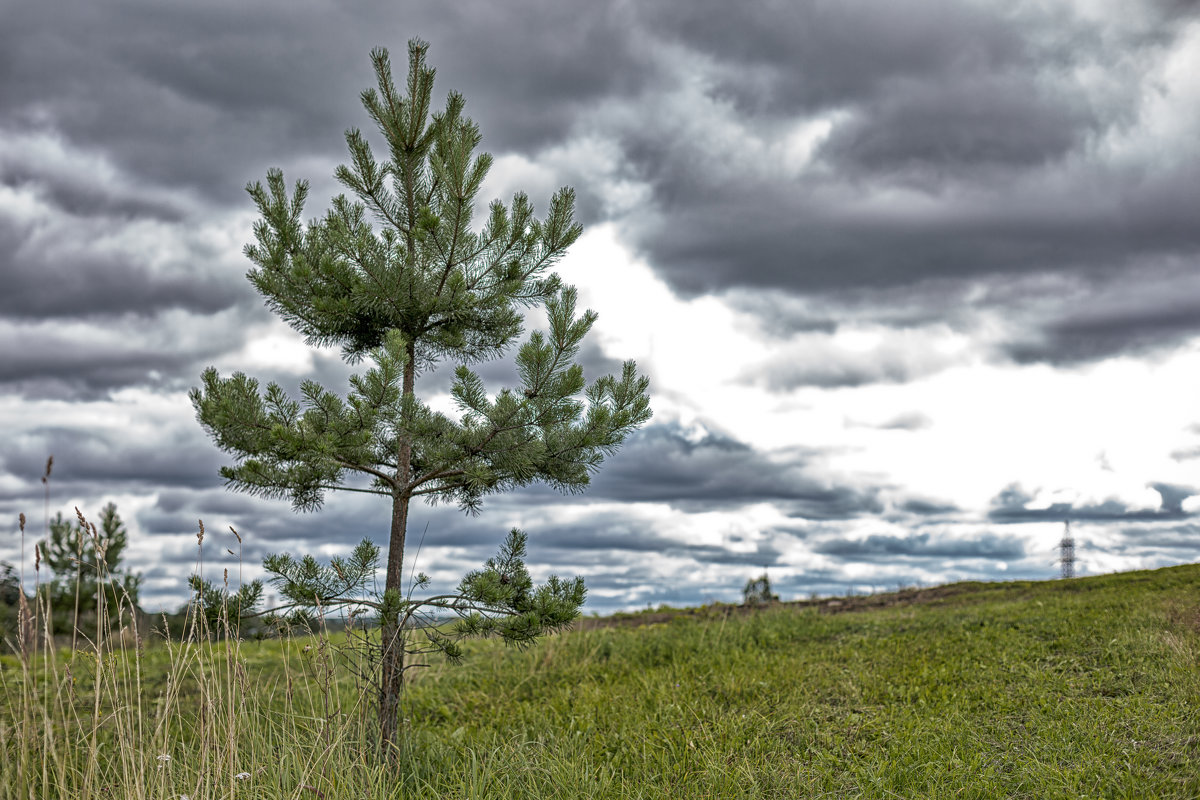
[156,754,171,762]
[234,772,251,781]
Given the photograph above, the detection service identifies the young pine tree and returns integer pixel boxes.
[743,572,779,607]
[191,40,651,751]
[0,561,21,654]
[40,503,142,643]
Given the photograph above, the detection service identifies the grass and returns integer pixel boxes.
[3,561,1200,798]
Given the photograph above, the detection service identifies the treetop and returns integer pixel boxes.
[243,38,581,370]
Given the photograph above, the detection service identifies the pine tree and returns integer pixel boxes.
[743,572,779,606]
[40,503,142,643]
[43,503,130,583]
[0,562,19,607]
[191,40,651,751]
[0,561,21,654]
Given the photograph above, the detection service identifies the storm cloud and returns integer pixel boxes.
[814,531,1026,562]
[3,0,1198,613]
[563,422,884,519]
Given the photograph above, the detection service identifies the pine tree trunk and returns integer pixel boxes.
[379,342,416,755]
[379,488,410,752]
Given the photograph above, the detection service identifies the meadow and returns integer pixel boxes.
[2,563,1199,799]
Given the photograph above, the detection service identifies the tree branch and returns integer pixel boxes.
[314,484,392,497]
[333,457,397,488]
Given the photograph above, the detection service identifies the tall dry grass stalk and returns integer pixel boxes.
[1,509,376,800]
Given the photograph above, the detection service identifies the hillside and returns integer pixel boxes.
[3,564,1199,798]
[396,563,1200,798]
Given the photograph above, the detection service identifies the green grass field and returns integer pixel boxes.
[3,564,1199,799]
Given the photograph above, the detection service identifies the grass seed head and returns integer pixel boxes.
[92,522,107,563]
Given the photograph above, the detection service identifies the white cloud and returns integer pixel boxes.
[545,222,1200,554]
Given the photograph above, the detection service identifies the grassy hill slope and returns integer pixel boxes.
[4,564,1200,798]
[399,565,1200,798]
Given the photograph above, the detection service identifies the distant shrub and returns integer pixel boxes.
[743,573,779,606]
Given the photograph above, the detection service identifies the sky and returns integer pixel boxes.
[2,0,1200,615]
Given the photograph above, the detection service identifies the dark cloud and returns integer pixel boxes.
[738,319,970,391]
[139,490,392,552]
[1111,523,1200,552]
[152,488,263,518]
[0,165,187,225]
[781,487,885,521]
[987,482,1193,524]
[1149,483,1194,514]
[0,235,244,322]
[685,543,783,566]
[633,170,1200,301]
[726,281,981,349]
[2,0,1197,613]
[1006,291,1200,365]
[819,72,1095,179]
[590,1,1200,367]
[1,424,225,493]
[528,515,786,567]
[2,3,363,202]
[726,295,839,338]
[0,0,647,407]
[744,350,938,391]
[523,421,883,518]
[634,0,1097,118]
[897,497,958,516]
[0,0,646,204]
[0,316,249,401]
[419,3,650,156]
[5,0,1196,372]
[814,531,1025,561]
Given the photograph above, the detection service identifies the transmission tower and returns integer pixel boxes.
[1059,520,1075,579]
